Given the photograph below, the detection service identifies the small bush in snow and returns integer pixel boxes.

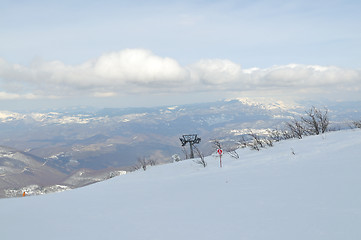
[210,139,239,159]
[136,157,157,171]
[193,145,206,167]
[267,129,283,142]
[172,154,181,162]
[285,119,305,139]
[246,130,275,151]
[352,120,361,129]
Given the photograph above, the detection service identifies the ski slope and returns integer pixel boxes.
[1,129,361,240]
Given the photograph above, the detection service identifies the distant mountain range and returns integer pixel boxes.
[0,146,66,197]
[1,98,360,197]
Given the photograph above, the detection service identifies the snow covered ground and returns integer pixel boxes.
[1,129,361,240]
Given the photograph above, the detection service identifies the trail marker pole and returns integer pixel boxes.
[217,149,223,168]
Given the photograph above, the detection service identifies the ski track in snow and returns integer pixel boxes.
[1,129,361,240]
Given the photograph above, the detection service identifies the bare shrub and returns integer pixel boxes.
[352,120,361,129]
[136,157,157,171]
[291,148,295,155]
[147,158,157,166]
[238,136,248,148]
[248,130,264,149]
[193,145,206,167]
[249,139,260,151]
[172,154,181,162]
[264,138,273,147]
[281,129,294,140]
[267,129,283,142]
[247,129,276,150]
[137,157,148,171]
[210,139,239,159]
[129,163,141,172]
[181,146,189,159]
[226,148,239,159]
[284,106,329,139]
[301,106,329,135]
[285,119,305,139]
[210,139,222,150]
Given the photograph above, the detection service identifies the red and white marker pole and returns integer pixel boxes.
[217,149,223,168]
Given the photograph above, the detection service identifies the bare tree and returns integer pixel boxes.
[210,139,239,159]
[285,119,305,139]
[137,157,148,171]
[238,136,249,148]
[264,138,273,147]
[225,145,240,159]
[147,158,157,166]
[136,156,157,171]
[301,106,329,135]
[210,139,222,150]
[193,145,206,167]
[243,129,277,151]
[283,107,329,139]
[247,129,264,150]
[181,146,189,159]
[267,129,283,142]
[281,129,294,140]
[129,162,141,172]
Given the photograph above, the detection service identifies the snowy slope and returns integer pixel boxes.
[1,129,361,240]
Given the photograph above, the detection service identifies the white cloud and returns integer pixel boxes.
[92,92,117,98]
[0,49,360,101]
[0,92,38,100]
[93,49,189,85]
[0,49,190,94]
[190,59,243,85]
[254,64,360,88]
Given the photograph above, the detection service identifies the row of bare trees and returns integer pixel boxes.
[131,106,361,170]
[131,156,157,171]
[237,106,330,151]
[286,106,329,138]
[183,107,331,164]
[238,130,274,151]
[240,106,361,152]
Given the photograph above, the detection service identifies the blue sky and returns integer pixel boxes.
[1,0,361,110]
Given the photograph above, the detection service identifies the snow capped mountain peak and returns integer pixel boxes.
[0,111,25,122]
[227,97,302,111]
[167,106,178,110]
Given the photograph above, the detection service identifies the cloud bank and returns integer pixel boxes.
[0,49,360,100]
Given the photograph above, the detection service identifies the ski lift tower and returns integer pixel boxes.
[180,134,201,159]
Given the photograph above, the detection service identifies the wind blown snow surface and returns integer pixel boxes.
[1,130,361,240]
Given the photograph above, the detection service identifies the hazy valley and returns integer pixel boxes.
[1,98,361,197]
